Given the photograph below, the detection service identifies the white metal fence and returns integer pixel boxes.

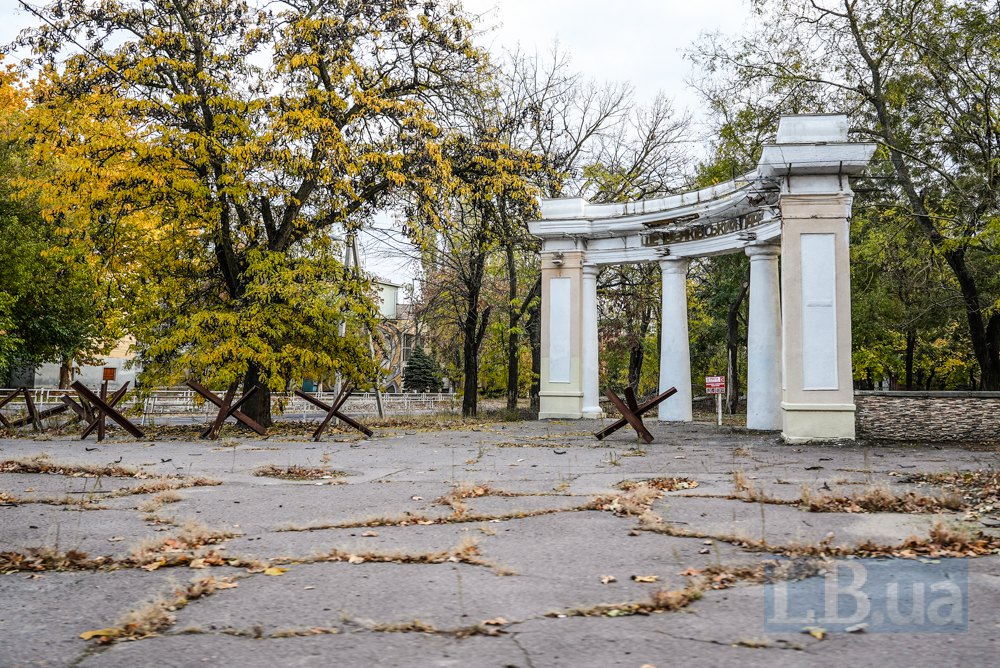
[0,388,460,426]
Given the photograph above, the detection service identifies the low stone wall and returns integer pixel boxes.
[855,391,1000,442]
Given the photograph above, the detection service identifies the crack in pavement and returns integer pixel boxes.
[508,632,538,668]
[651,627,811,653]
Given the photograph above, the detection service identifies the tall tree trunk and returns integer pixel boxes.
[904,329,917,391]
[460,249,489,418]
[505,247,519,412]
[526,280,542,414]
[242,362,273,428]
[462,317,479,417]
[627,305,652,393]
[59,358,72,390]
[726,276,749,414]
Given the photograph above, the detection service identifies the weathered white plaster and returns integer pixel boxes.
[745,244,782,430]
[659,258,692,422]
[581,265,603,417]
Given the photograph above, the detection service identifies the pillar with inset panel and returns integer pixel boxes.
[538,249,586,419]
[758,114,876,442]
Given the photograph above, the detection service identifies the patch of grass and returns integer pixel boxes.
[589,483,664,516]
[548,583,705,618]
[80,575,236,644]
[730,470,785,504]
[369,619,440,633]
[281,504,584,532]
[433,482,529,515]
[4,476,218,508]
[639,511,1000,560]
[269,626,341,638]
[130,519,237,568]
[137,490,184,513]
[265,537,516,575]
[800,484,963,514]
[0,456,148,479]
[0,547,112,573]
[906,470,1000,516]
[253,465,349,481]
[616,477,698,492]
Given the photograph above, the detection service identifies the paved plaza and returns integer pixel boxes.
[1,420,998,667]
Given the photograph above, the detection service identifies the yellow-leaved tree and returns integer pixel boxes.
[15,0,489,424]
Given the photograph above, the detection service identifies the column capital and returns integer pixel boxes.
[582,263,600,277]
[745,244,781,261]
[658,256,689,274]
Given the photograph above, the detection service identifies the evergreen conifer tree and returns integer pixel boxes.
[404,348,442,393]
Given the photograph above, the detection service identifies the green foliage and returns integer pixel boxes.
[690,0,1000,389]
[0,68,108,379]
[14,1,489,416]
[403,347,442,393]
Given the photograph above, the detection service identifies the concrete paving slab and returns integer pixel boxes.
[0,570,178,668]
[652,495,948,546]
[75,632,528,668]
[1,420,997,667]
[0,505,165,559]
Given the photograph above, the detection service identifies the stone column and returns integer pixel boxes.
[779,193,856,441]
[745,244,782,430]
[581,263,603,418]
[758,114,875,442]
[658,257,692,421]
[538,251,585,419]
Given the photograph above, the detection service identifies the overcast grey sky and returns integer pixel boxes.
[2,0,750,116]
[463,0,750,114]
[0,0,752,286]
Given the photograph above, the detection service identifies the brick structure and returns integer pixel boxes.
[855,391,1000,442]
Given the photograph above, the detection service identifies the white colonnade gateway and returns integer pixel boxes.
[527,115,876,443]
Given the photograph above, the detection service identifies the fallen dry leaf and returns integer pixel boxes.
[215,581,239,590]
[483,617,508,626]
[347,555,365,564]
[361,531,379,537]
[141,559,165,572]
[631,575,659,583]
[80,628,119,641]
[600,575,617,584]
[803,626,826,640]
[263,566,288,576]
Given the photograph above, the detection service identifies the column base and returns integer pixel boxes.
[581,407,605,419]
[746,412,782,431]
[658,400,692,423]
[780,402,856,443]
[538,390,584,420]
